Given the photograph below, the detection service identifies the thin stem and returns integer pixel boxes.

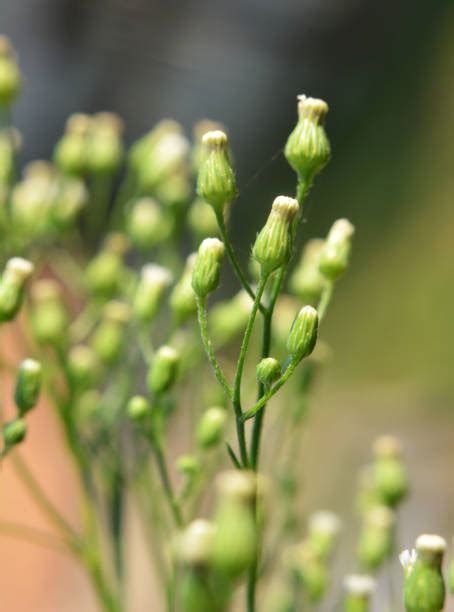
[317,281,334,321]
[215,210,265,315]
[0,520,79,556]
[242,362,296,421]
[152,442,183,528]
[196,296,232,399]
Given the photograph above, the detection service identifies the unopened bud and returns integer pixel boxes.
[0,257,34,322]
[256,357,281,387]
[308,510,341,562]
[252,196,299,276]
[31,280,68,347]
[191,238,225,298]
[319,219,355,281]
[0,37,21,107]
[178,519,215,567]
[54,113,92,175]
[404,534,446,612]
[2,418,27,449]
[372,435,408,508]
[343,575,375,612]
[85,250,124,299]
[127,198,171,251]
[86,112,123,175]
[286,305,319,362]
[147,345,180,394]
[14,359,42,416]
[170,254,197,324]
[91,301,130,364]
[196,406,227,449]
[68,345,100,390]
[286,541,328,603]
[133,264,172,323]
[176,454,201,477]
[357,506,395,570]
[196,130,237,213]
[127,395,150,421]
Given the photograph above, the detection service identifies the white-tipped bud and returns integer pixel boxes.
[343,574,375,597]
[133,263,172,323]
[5,257,34,284]
[319,218,355,281]
[178,519,215,566]
[415,534,447,556]
[192,238,225,298]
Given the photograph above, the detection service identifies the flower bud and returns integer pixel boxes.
[256,357,281,387]
[196,406,227,449]
[176,454,202,478]
[11,165,56,236]
[290,239,326,305]
[319,219,355,281]
[0,37,21,107]
[54,113,92,176]
[14,359,42,416]
[85,248,124,299]
[86,112,123,175]
[187,197,220,240]
[170,254,198,324]
[147,345,180,394]
[191,238,225,298]
[30,280,68,347]
[155,172,191,210]
[133,264,172,323]
[342,575,375,612]
[67,345,100,390]
[52,175,87,230]
[91,301,130,364]
[284,95,330,196]
[286,541,328,603]
[127,395,150,421]
[403,535,446,612]
[357,506,394,570]
[0,257,34,322]
[252,196,299,276]
[372,435,408,508]
[307,510,341,562]
[2,418,27,449]
[178,519,215,567]
[196,130,237,213]
[286,305,319,362]
[127,197,172,251]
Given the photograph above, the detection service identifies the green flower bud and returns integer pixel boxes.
[52,175,87,230]
[85,250,123,299]
[54,114,92,176]
[91,301,130,364]
[307,510,341,562]
[342,575,375,612]
[67,345,100,390]
[155,172,191,210]
[176,454,202,478]
[0,257,34,322]
[127,197,171,251]
[170,254,197,324]
[256,357,281,387]
[31,280,68,347]
[147,345,180,394]
[319,219,355,281]
[196,130,237,213]
[178,519,215,567]
[133,264,172,323]
[192,238,225,298]
[357,506,394,571]
[209,290,252,346]
[286,541,328,603]
[11,165,56,236]
[2,418,27,449]
[127,395,150,421]
[196,406,227,449]
[86,112,124,175]
[187,197,220,240]
[372,435,408,508]
[212,470,259,577]
[290,239,326,305]
[0,37,21,107]
[284,95,330,192]
[403,534,446,612]
[252,196,300,276]
[14,359,42,416]
[286,305,319,362]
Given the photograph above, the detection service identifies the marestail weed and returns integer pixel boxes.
[0,36,451,612]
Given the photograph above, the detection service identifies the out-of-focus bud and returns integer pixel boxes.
[191,238,225,298]
[67,345,100,391]
[52,175,87,230]
[290,239,326,305]
[196,406,227,449]
[91,301,130,364]
[187,197,220,240]
[196,130,237,215]
[127,197,172,251]
[176,454,202,478]
[372,435,408,508]
[2,418,27,449]
[54,113,92,176]
[286,305,319,363]
[0,257,34,322]
[147,345,180,394]
[30,280,68,347]
[209,290,252,347]
[357,506,394,571]
[286,541,328,603]
[319,219,355,282]
[155,172,191,210]
[0,36,21,107]
[85,243,125,300]
[307,510,342,562]
[284,95,330,202]
[252,196,299,276]
[403,534,446,612]
[256,357,281,388]
[212,470,259,577]
[342,574,375,612]
[179,519,215,567]
[11,164,56,236]
[14,359,42,416]
[86,112,123,175]
[127,395,150,422]
[133,264,172,323]
[170,254,197,324]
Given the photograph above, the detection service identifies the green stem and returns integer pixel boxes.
[196,296,232,399]
[317,280,334,321]
[152,442,183,528]
[215,210,265,314]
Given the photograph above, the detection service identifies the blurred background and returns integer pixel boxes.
[0,0,453,610]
